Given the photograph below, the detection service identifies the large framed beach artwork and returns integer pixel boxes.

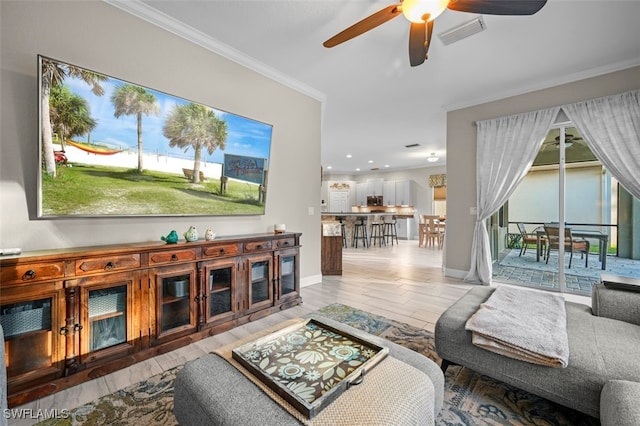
[38,55,273,218]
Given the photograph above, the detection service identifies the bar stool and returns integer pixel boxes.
[352,216,369,248]
[369,214,386,247]
[383,215,399,245]
[339,219,347,248]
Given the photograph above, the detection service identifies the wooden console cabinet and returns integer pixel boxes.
[0,232,302,407]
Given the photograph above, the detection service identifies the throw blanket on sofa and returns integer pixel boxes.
[465,286,570,367]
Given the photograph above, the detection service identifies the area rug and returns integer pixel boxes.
[38,304,598,425]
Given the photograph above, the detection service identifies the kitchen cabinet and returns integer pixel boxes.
[0,232,302,407]
[396,180,416,206]
[383,181,396,206]
[367,178,384,196]
[356,182,368,206]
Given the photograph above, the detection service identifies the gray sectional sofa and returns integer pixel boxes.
[435,281,640,424]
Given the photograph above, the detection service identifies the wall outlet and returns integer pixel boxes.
[308,207,315,216]
[469,206,477,215]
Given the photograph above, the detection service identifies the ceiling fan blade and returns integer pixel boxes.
[409,20,434,67]
[447,0,547,15]
[323,4,402,48]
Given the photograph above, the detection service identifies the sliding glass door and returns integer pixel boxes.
[497,123,613,294]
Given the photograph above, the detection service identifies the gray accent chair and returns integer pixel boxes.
[435,281,640,422]
[174,314,444,425]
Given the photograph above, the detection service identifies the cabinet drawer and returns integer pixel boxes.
[244,240,272,252]
[275,238,296,249]
[0,262,65,284]
[76,254,141,275]
[203,244,240,258]
[149,248,197,265]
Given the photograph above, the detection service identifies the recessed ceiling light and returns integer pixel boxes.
[346,154,352,158]
[368,160,373,163]
[384,164,390,168]
[355,168,360,171]
[327,166,332,169]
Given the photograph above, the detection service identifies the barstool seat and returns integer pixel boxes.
[352,217,368,248]
[369,215,386,247]
[383,215,399,245]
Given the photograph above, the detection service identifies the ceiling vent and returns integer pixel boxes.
[438,16,486,46]
[405,143,421,148]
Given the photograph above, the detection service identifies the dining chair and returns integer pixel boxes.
[517,223,546,258]
[544,224,590,268]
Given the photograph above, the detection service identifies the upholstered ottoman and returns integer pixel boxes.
[174,315,444,425]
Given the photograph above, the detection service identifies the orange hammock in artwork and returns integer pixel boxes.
[67,140,123,155]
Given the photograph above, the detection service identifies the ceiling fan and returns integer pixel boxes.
[542,134,585,149]
[323,0,547,66]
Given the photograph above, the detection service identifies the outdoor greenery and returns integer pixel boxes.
[41,163,264,216]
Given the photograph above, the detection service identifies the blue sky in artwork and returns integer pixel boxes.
[62,69,272,165]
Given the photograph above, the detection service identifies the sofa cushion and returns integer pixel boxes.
[435,286,640,419]
[600,380,640,426]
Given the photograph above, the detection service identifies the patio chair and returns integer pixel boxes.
[516,223,546,258]
[544,224,590,268]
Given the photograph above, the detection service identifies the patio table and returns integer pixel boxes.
[536,229,608,270]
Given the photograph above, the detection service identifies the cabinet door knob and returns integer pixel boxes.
[74,323,83,331]
[171,254,179,261]
[59,326,69,335]
[105,261,115,270]
[256,245,263,249]
[219,249,225,254]
[282,241,290,246]
[22,270,36,280]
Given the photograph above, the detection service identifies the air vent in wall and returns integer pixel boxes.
[405,143,420,148]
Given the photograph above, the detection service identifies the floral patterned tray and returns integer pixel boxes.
[231,318,389,419]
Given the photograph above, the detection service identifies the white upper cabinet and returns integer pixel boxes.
[395,180,416,206]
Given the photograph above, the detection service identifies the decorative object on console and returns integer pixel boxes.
[161,230,179,244]
[184,226,198,242]
[204,229,216,241]
[274,224,286,234]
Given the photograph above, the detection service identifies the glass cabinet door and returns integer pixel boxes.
[207,263,235,321]
[280,254,296,297]
[0,283,65,390]
[88,285,127,352]
[161,274,191,332]
[247,255,273,311]
[1,297,53,377]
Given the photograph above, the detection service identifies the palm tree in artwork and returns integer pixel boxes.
[40,57,107,177]
[49,85,97,150]
[111,84,160,172]
[162,103,228,184]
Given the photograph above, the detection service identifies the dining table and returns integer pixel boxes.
[535,229,609,270]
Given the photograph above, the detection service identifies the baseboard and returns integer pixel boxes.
[301,274,322,288]
[444,268,468,279]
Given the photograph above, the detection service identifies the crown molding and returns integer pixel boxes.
[443,57,640,112]
[103,0,326,103]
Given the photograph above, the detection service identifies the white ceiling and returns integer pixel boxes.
[111,0,640,174]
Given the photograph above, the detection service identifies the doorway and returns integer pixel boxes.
[494,122,621,294]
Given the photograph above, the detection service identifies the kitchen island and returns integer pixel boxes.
[322,207,417,243]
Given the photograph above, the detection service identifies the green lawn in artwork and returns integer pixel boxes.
[41,164,264,216]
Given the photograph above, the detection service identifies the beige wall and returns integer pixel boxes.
[446,66,640,277]
[0,1,322,284]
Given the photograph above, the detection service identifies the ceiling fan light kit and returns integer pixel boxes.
[323,0,547,66]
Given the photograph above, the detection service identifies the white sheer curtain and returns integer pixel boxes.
[464,107,560,284]
[563,90,640,199]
